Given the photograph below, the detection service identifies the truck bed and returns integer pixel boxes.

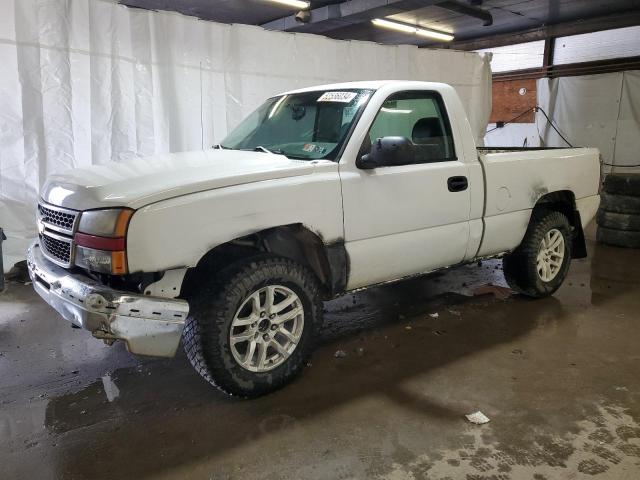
[474,146,601,258]
[477,147,600,216]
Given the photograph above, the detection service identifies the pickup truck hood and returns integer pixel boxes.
[41,149,318,210]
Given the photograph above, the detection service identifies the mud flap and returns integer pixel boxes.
[572,210,588,259]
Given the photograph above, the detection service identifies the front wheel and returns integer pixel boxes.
[183,255,322,397]
[503,210,573,298]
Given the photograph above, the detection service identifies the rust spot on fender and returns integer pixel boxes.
[530,184,549,205]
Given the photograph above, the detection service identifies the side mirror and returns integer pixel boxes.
[356,136,415,170]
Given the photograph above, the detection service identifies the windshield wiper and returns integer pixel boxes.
[253,145,284,155]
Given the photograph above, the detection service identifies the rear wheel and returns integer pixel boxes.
[503,211,572,298]
[183,255,322,397]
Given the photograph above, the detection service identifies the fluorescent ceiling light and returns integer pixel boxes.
[371,18,454,42]
[266,0,310,9]
[372,18,416,34]
[415,28,455,42]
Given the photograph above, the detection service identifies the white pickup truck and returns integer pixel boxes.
[28,80,601,397]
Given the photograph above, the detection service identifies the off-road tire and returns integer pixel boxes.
[596,226,640,249]
[601,193,640,215]
[503,210,572,298]
[183,255,322,397]
[603,173,640,196]
[596,210,640,231]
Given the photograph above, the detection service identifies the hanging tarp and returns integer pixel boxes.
[537,71,640,173]
[0,0,492,270]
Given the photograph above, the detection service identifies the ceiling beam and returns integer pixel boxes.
[261,0,442,33]
[493,55,640,81]
[437,9,640,51]
[436,1,492,27]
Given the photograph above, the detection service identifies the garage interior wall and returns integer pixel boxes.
[537,71,640,173]
[485,70,640,174]
[0,0,492,271]
[484,77,539,148]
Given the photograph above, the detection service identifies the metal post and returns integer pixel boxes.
[0,228,6,291]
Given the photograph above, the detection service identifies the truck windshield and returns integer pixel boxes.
[220,89,373,160]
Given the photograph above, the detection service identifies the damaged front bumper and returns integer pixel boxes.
[27,241,189,357]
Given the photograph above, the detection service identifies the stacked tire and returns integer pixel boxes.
[597,174,640,248]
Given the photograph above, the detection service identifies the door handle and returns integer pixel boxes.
[447,176,468,192]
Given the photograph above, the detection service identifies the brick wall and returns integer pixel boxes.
[490,78,537,124]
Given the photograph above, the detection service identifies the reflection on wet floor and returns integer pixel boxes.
[590,240,640,304]
[2,238,640,479]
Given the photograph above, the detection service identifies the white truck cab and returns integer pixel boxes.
[28,80,601,397]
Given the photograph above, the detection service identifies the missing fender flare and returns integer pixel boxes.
[326,242,349,297]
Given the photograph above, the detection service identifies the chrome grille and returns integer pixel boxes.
[37,201,78,267]
[40,233,72,266]
[37,202,78,234]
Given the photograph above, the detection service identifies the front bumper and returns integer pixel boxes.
[27,241,189,357]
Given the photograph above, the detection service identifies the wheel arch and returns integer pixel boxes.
[533,190,587,259]
[180,224,348,300]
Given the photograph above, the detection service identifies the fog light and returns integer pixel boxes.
[75,245,127,274]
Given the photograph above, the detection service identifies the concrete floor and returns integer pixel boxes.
[2,232,640,479]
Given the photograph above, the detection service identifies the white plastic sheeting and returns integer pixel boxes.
[0,0,491,270]
[484,123,540,148]
[537,71,640,173]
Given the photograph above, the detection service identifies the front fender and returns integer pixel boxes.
[125,169,343,273]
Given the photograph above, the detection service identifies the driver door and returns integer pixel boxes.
[340,90,471,290]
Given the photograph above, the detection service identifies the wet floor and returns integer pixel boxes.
[2,228,640,479]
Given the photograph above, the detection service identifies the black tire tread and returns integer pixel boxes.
[601,193,640,215]
[503,210,572,298]
[183,255,322,397]
[596,226,640,249]
[596,209,640,231]
[603,173,640,196]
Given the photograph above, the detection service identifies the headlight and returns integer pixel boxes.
[74,208,133,274]
[78,208,132,237]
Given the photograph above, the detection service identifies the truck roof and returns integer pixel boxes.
[282,80,452,96]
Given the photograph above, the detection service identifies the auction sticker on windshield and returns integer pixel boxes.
[317,91,357,103]
[302,143,326,154]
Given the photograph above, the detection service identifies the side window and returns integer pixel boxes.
[368,91,456,163]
